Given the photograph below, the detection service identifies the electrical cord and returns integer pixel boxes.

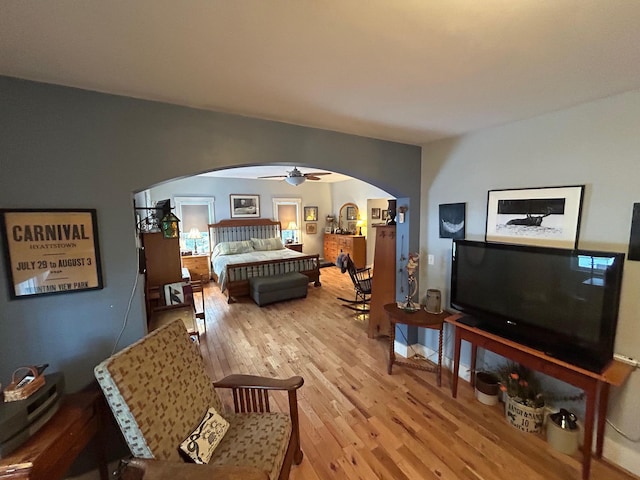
[606,419,640,442]
[111,270,141,355]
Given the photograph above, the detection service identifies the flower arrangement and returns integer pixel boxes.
[494,362,544,408]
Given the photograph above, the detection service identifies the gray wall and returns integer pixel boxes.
[0,76,421,394]
[420,89,640,473]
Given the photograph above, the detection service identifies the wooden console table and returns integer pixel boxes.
[0,388,108,480]
[384,303,450,387]
[446,313,633,480]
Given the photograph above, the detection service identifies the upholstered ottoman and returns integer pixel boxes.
[249,273,308,306]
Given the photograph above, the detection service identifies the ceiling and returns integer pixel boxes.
[2,1,640,147]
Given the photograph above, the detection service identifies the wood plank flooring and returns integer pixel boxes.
[197,266,637,480]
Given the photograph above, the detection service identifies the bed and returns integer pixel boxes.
[208,219,321,303]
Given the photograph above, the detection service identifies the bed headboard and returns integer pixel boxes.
[208,219,282,251]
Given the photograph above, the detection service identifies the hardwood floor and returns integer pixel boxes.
[197,266,637,480]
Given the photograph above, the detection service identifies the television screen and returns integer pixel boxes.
[451,240,625,372]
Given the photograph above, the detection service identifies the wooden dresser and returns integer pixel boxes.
[368,225,396,338]
[141,232,182,321]
[324,234,366,269]
[181,254,210,283]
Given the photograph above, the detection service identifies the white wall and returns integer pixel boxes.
[420,89,640,474]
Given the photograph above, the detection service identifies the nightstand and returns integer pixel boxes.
[285,243,303,252]
[181,254,210,283]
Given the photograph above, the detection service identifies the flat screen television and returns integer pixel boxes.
[450,240,625,373]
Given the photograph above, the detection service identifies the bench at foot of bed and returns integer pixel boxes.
[249,273,309,306]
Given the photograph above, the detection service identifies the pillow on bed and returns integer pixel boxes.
[251,237,285,251]
[214,240,255,256]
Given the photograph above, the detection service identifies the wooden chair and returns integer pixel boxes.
[95,319,304,480]
[190,275,206,335]
[340,254,372,312]
[148,282,200,339]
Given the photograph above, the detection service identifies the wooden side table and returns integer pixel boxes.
[285,243,303,252]
[445,313,634,480]
[181,254,210,283]
[384,303,449,386]
[0,388,108,480]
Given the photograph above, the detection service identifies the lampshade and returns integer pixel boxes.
[285,176,305,186]
[356,219,365,236]
[286,221,298,230]
[187,227,202,239]
[160,212,180,239]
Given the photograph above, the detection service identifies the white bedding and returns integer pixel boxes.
[212,247,308,292]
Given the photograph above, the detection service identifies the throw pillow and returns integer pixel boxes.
[216,240,254,255]
[179,407,230,464]
[251,237,284,251]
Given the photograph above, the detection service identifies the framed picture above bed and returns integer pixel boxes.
[230,194,260,218]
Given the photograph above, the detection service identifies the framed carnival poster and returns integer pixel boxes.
[0,209,104,299]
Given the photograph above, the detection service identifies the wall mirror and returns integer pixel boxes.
[339,203,359,234]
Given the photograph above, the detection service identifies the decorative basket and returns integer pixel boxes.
[505,395,544,433]
[3,366,46,402]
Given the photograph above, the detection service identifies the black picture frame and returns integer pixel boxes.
[304,206,318,222]
[0,208,104,299]
[230,194,260,218]
[486,185,584,249]
[439,203,466,239]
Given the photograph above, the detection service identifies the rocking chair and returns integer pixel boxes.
[339,254,372,312]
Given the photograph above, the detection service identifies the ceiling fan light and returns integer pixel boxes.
[285,176,306,186]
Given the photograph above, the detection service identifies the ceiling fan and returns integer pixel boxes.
[258,167,331,186]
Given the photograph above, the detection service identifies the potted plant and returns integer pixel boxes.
[494,362,545,433]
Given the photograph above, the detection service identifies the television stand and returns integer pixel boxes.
[445,313,633,480]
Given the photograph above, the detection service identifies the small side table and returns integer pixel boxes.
[384,303,449,387]
[0,387,108,480]
[285,243,303,252]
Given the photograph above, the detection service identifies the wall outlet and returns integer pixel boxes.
[428,254,435,265]
[614,353,639,367]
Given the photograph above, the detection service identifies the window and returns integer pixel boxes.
[272,198,301,244]
[174,197,215,254]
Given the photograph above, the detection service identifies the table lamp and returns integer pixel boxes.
[188,227,202,254]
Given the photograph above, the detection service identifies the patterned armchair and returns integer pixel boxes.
[95,319,303,480]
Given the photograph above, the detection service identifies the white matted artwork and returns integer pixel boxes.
[486,185,584,249]
[230,194,260,218]
[164,282,186,305]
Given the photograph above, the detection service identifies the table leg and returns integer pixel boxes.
[582,381,598,480]
[470,343,478,388]
[437,327,443,387]
[96,394,110,480]
[388,322,396,375]
[452,328,461,398]
[596,382,610,458]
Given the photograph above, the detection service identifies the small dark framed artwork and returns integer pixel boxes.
[629,203,640,261]
[439,203,466,239]
[306,223,317,234]
[371,208,381,219]
[304,206,318,222]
